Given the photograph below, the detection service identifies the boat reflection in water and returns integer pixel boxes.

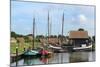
[69,52,88,62]
[24,56,50,65]
[39,57,49,64]
[69,51,95,63]
[24,57,43,65]
[11,51,95,66]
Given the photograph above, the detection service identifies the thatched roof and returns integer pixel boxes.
[40,38,59,45]
[11,37,17,43]
[16,37,25,43]
[28,36,33,41]
[69,31,88,39]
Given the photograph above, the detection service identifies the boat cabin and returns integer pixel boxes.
[69,31,89,47]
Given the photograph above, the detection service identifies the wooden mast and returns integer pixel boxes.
[50,15,52,36]
[61,12,64,45]
[61,12,64,63]
[33,17,35,49]
[48,11,50,45]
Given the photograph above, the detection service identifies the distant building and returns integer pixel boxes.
[11,37,17,44]
[16,37,25,43]
[16,37,25,42]
[48,38,59,45]
[40,37,59,46]
[69,31,89,47]
[16,37,25,48]
[27,35,33,41]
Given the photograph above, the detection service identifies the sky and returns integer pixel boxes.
[11,1,96,36]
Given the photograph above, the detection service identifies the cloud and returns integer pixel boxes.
[78,14,87,24]
[69,14,88,26]
[11,1,95,36]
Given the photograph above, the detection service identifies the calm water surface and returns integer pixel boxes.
[11,51,95,66]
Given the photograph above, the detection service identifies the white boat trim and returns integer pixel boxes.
[73,44,92,50]
[48,45,62,49]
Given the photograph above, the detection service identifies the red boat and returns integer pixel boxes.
[39,49,49,55]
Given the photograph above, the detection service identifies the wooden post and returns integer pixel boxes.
[16,47,18,66]
[24,46,25,52]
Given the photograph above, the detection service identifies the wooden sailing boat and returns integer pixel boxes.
[24,17,40,57]
[48,12,65,53]
[47,11,61,48]
[38,11,53,57]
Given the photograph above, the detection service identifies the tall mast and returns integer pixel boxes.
[50,17,52,36]
[61,12,64,45]
[33,17,35,49]
[48,11,50,44]
[61,12,64,63]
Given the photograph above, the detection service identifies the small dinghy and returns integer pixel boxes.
[24,49,40,57]
[39,49,53,58]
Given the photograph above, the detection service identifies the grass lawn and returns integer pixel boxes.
[10,42,41,54]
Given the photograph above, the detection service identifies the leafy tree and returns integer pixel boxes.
[58,35,65,38]
[11,31,24,38]
[66,36,69,39]
[24,36,30,43]
[11,31,17,38]
[92,36,95,43]
[17,34,23,37]
[36,35,44,38]
[27,34,33,36]
[58,34,62,38]
[50,35,54,38]
[78,28,84,31]
[53,35,57,38]
[88,36,92,43]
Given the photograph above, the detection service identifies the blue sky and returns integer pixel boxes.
[11,1,95,36]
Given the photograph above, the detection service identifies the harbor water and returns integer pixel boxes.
[11,51,95,66]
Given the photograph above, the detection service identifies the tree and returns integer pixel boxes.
[11,31,17,38]
[27,34,33,36]
[58,34,62,38]
[36,35,44,38]
[11,31,24,38]
[92,36,95,43]
[24,36,30,43]
[50,35,54,38]
[78,28,84,31]
[17,34,23,37]
[53,35,57,38]
[88,36,92,43]
[66,36,69,39]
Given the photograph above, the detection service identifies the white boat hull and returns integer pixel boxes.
[73,44,92,51]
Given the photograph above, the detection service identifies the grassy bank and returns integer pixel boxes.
[10,42,41,54]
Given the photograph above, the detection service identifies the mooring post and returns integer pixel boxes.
[16,47,18,66]
[24,46,25,52]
